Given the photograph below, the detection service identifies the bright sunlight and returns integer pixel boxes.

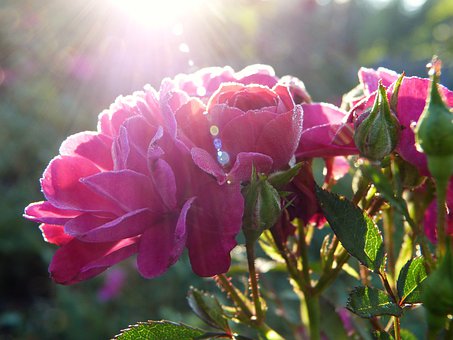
[109,0,206,28]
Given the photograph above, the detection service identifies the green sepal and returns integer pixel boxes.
[267,162,302,190]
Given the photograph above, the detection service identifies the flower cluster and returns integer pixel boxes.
[24,65,345,284]
[25,63,453,286]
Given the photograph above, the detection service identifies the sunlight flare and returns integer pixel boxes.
[109,0,205,28]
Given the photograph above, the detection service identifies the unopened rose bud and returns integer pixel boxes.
[353,82,401,161]
[242,172,281,243]
[415,57,453,183]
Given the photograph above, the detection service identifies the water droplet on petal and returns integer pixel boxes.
[210,125,219,136]
[213,138,222,150]
[217,151,230,166]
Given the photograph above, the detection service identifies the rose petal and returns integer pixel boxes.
[297,103,357,158]
[24,201,79,224]
[67,208,155,242]
[40,224,73,246]
[191,147,226,183]
[41,156,121,213]
[81,170,163,213]
[59,132,113,170]
[256,106,303,169]
[187,178,243,276]
[49,237,138,285]
[228,152,273,183]
[136,217,177,278]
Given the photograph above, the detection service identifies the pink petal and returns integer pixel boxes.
[148,159,177,210]
[228,152,273,183]
[297,103,357,158]
[358,67,398,95]
[82,170,163,213]
[136,218,177,278]
[256,106,303,169]
[175,98,212,150]
[272,84,296,112]
[66,209,155,242]
[24,201,79,224]
[41,156,121,213]
[40,224,73,246]
[112,116,157,174]
[49,237,138,284]
[171,197,196,263]
[59,132,113,170]
[187,178,243,276]
[220,110,276,162]
[191,147,226,183]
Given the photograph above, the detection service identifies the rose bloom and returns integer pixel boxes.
[349,67,453,241]
[24,65,308,284]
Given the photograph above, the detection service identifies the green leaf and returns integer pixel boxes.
[400,329,417,340]
[347,286,403,318]
[114,320,205,340]
[315,186,384,272]
[187,287,230,332]
[397,256,428,304]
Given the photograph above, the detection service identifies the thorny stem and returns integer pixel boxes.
[245,241,264,324]
[215,274,252,319]
[215,274,284,339]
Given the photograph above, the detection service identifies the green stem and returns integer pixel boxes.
[435,177,448,258]
[313,248,350,295]
[298,221,311,287]
[297,222,321,340]
[305,295,321,340]
[246,241,264,323]
[393,316,401,340]
[383,207,396,283]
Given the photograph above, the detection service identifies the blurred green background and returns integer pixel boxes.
[1,0,452,338]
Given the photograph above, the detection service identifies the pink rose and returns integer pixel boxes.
[173,74,305,184]
[25,89,243,284]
